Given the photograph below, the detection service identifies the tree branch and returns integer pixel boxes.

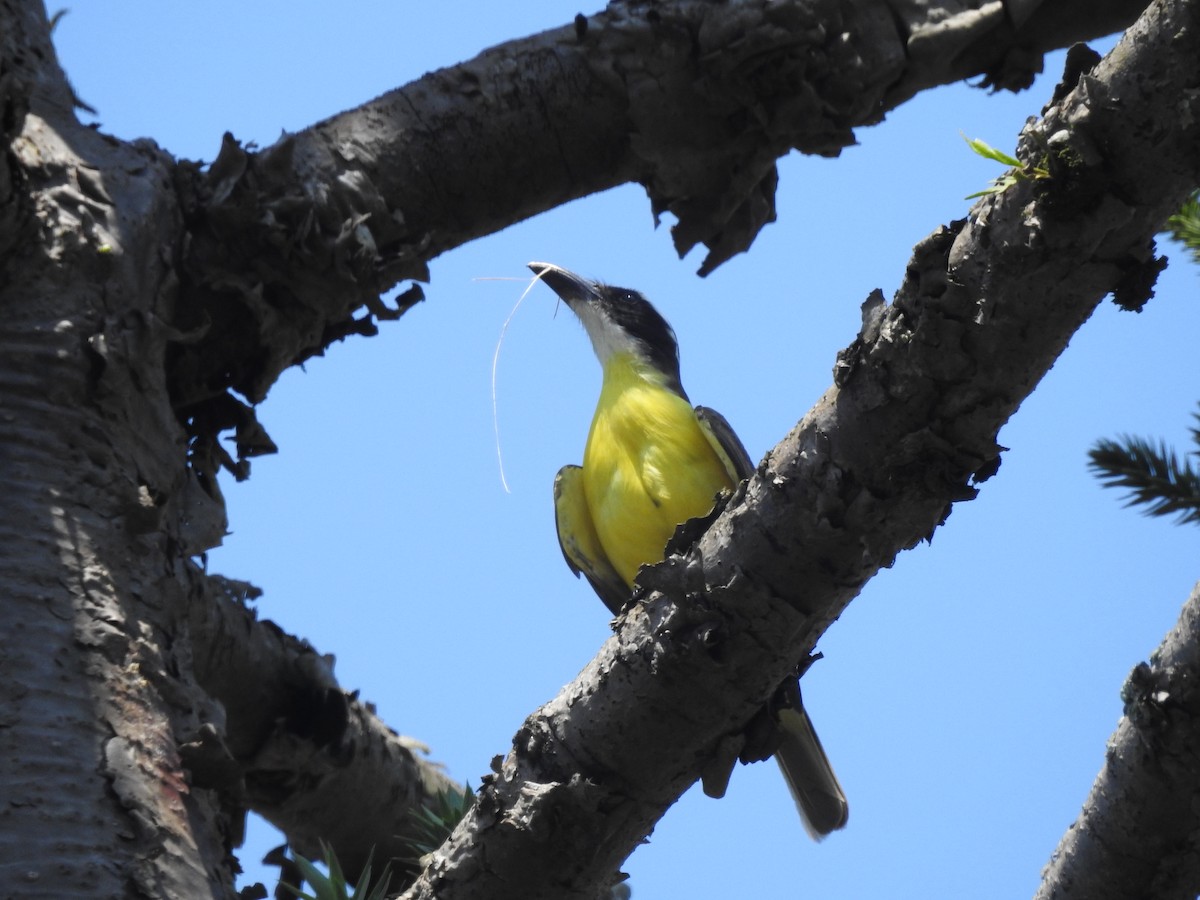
[890,0,1151,101]
[170,0,1150,471]
[184,565,459,882]
[399,1,1200,896]
[1035,581,1200,900]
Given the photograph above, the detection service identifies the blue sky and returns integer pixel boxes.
[56,4,1198,898]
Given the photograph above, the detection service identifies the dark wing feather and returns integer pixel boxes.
[553,465,629,615]
[695,406,754,482]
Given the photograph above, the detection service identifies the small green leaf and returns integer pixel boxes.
[963,134,1022,167]
[965,173,1023,199]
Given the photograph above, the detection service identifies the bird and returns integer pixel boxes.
[529,261,848,839]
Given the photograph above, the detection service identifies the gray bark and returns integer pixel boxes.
[0,2,232,895]
[185,570,460,880]
[1035,580,1200,900]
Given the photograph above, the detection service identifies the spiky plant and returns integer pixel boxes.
[280,843,394,900]
[1089,407,1200,526]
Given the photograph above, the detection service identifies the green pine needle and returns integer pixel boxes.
[1088,424,1200,525]
[1165,190,1200,265]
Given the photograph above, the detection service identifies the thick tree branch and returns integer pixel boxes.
[890,0,1151,101]
[400,1,1200,897]
[169,0,1149,473]
[183,566,458,882]
[1035,581,1200,900]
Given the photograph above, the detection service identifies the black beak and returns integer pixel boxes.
[528,261,600,307]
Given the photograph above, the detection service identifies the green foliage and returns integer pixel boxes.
[1091,195,1200,522]
[963,134,1051,198]
[1164,190,1200,265]
[275,787,475,900]
[1088,407,1200,525]
[404,785,476,862]
[280,843,394,900]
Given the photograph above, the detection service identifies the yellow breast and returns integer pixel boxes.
[582,353,734,586]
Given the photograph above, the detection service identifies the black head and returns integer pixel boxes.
[529,261,685,396]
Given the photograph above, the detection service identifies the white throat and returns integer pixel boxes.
[571,301,645,367]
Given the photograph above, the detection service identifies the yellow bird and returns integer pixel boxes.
[530,261,848,838]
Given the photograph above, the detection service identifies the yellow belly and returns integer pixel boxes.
[582,357,733,586]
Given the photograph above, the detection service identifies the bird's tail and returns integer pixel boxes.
[774,700,849,839]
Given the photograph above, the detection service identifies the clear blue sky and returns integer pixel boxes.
[56,4,1198,897]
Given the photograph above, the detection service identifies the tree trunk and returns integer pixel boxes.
[0,3,235,895]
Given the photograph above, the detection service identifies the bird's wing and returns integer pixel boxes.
[694,406,754,482]
[554,465,629,615]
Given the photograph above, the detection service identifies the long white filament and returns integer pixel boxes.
[488,271,550,493]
